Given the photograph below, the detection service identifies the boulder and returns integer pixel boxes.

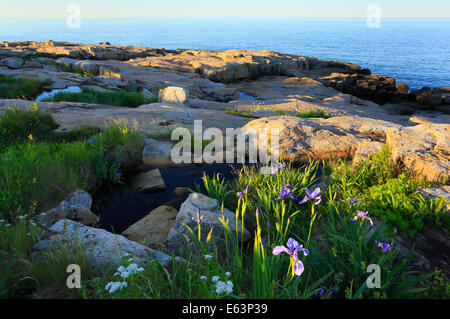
[64,189,92,209]
[72,61,99,76]
[1,57,24,69]
[131,169,166,193]
[36,189,98,227]
[36,57,56,65]
[158,86,190,104]
[22,61,43,69]
[239,115,399,163]
[386,116,450,182]
[192,79,240,102]
[142,138,173,166]
[141,88,156,100]
[167,193,250,253]
[30,219,171,273]
[122,205,178,250]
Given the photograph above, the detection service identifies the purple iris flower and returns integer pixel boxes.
[314,287,327,297]
[350,211,373,226]
[115,172,122,177]
[272,238,309,276]
[261,236,268,249]
[299,187,322,205]
[192,209,205,224]
[237,185,249,200]
[271,163,288,175]
[87,138,94,144]
[376,241,393,253]
[275,184,298,201]
[346,197,359,205]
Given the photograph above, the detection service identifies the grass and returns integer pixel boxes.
[294,109,331,119]
[0,105,101,151]
[41,87,158,107]
[0,75,52,100]
[225,107,331,119]
[225,108,256,118]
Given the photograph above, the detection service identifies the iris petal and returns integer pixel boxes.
[311,187,321,198]
[293,260,305,276]
[272,246,289,256]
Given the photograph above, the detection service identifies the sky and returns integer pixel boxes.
[1,0,449,18]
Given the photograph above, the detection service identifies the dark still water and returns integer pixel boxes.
[92,164,244,233]
[1,18,449,89]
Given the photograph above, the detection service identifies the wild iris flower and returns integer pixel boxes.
[192,209,204,224]
[346,197,359,205]
[299,187,322,205]
[275,184,298,201]
[350,211,374,226]
[87,138,95,144]
[261,235,268,248]
[315,287,326,297]
[271,163,288,175]
[272,238,309,277]
[376,241,393,253]
[237,186,249,200]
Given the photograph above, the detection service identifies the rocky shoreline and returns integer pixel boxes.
[0,40,448,182]
[1,40,449,110]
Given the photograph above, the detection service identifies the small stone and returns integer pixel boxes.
[158,86,190,105]
[131,169,165,193]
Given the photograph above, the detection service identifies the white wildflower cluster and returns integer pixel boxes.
[114,263,144,279]
[200,273,234,295]
[105,281,128,294]
[204,254,213,260]
[215,280,233,294]
[211,276,220,283]
[105,258,144,294]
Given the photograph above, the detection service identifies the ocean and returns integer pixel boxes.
[1,18,449,89]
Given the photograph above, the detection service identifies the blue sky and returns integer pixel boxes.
[1,0,449,18]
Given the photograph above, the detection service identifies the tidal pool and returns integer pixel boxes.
[35,86,82,101]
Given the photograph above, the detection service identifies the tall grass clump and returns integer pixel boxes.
[41,87,157,107]
[0,75,51,100]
